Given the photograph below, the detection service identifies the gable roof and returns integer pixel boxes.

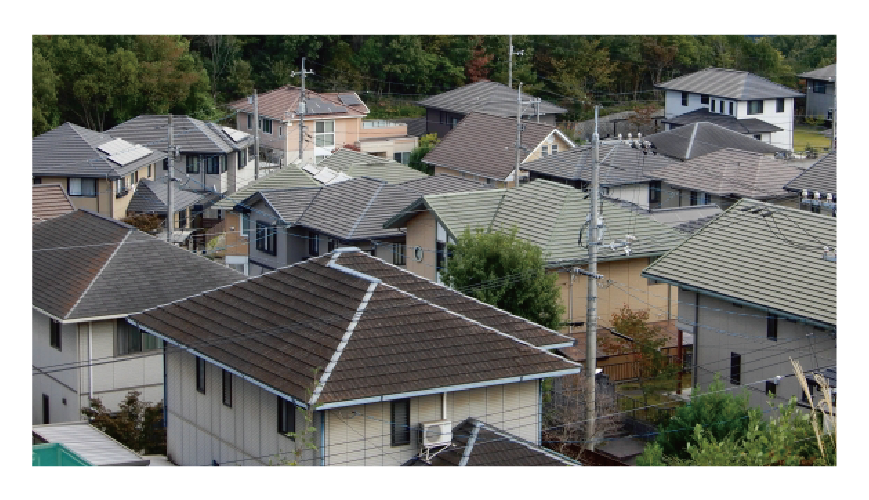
[387,179,686,265]
[646,205,723,234]
[129,249,582,408]
[799,63,836,82]
[524,142,674,186]
[785,150,836,196]
[211,166,320,211]
[655,68,803,99]
[32,184,75,223]
[642,199,836,327]
[32,210,243,322]
[107,115,252,155]
[645,122,786,160]
[662,108,782,134]
[228,87,369,121]
[310,148,428,184]
[418,81,567,117]
[652,148,802,200]
[32,123,167,179]
[127,179,206,214]
[423,112,572,180]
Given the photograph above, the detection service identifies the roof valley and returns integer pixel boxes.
[347,181,386,239]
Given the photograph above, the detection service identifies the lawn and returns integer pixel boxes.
[793,125,833,153]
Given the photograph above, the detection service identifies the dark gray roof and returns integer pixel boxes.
[656,68,803,99]
[799,63,836,82]
[524,142,674,186]
[647,206,723,234]
[127,179,206,214]
[785,151,836,196]
[395,117,427,137]
[663,109,782,134]
[32,184,75,222]
[32,123,166,179]
[107,115,252,155]
[317,148,391,171]
[33,210,243,321]
[418,81,567,117]
[645,122,786,160]
[129,249,582,407]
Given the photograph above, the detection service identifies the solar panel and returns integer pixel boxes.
[313,167,338,184]
[305,97,348,115]
[108,144,151,166]
[329,172,353,184]
[338,93,363,106]
[303,164,320,175]
[97,138,134,156]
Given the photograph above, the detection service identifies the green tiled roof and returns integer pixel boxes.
[345,163,428,184]
[212,167,319,210]
[642,198,836,326]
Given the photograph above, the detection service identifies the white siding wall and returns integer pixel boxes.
[608,183,650,209]
[33,311,81,424]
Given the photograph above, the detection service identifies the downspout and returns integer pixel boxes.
[568,270,574,336]
[538,379,543,445]
[88,322,93,401]
[319,411,325,466]
[442,392,448,420]
[692,292,700,388]
[163,342,168,429]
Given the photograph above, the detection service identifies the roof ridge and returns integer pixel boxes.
[65,229,132,319]
[347,181,385,239]
[458,420,481,466]
[479,420,580,465]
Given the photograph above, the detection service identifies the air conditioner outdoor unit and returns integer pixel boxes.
[420,420,452,449]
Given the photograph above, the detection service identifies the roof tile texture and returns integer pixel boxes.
[32,184,75,222]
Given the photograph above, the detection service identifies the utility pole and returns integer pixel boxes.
[508,35,512,89]
[831,86,836,152]
[253,89,260,180]
[166,114,175,244]
[585,105,601,451]
[292,57,315,162]
[515,82,522,188]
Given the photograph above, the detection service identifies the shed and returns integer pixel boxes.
[32,421,150,466]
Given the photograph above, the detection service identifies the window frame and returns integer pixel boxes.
[767,313,778,341]
[436,241,447,272]
[116,318,163,357]
[766,380,777,397]
[308,231,320,257]
[729,102,734,115]
[702,192,712,205]
[541,145,548,157]
[747,100,764,115]
[711,99,715,112]
[812,81,826,94]
[49,319,62,351]
[700,94,709,105]
[277,397,296,437]
[68,177,97,197]
[247,114,252,129]
[690,191,699,206]
[206,155,220,175]
[255,221,277,256]
[222,369,232,408]
[753,134,763,141]
[776,98,785,113]
[681,92,689,106]
[390,398,411,446]
[196,357,206,394]
[259,118,273,134]
[178,208,187,229]
[186,155,201,174]
[551,144,558,155]
[43,394,50,425]
[648,180,662,207]
[730,352,741,385]
[393,243,406,266]
[163,158,169,171]
[393,152,410,164]
[719,100,724,113]
[315,120,335,148]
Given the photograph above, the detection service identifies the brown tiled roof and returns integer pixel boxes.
[130,249,581,407]
[561,319,693,363]
[423,112,566,181]
[228,87,368,121]
[32,184,75,223]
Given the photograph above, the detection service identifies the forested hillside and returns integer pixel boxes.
[32,35,836,136]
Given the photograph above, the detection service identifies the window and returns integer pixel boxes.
[49,319,62,351]
[719,100,724,113]
[116,319,163,356]
[801,379,817,403]
[551,144,558,155]
[681,92,688,106]
[711,99,715,112]
[767,313,778,341]
[247,114,252,129]
[649,181,662,207]
[131,171,138,185]
[729,102,734,115]
[393,243,406,266]
[68,177,97,197]
[747,100,764,115]
[436,241,447,272]
[33,177,42,185]
[451,117,459,128]
[766,381,777,397]
[163,158,169,171]
[812,81,826,94]
[241,214,251,238]
[186,155,200,174]
[327,238,336,253]
[315,121,335,148]
[115,178,126,196]
[393,151,410,164]
[753,134,762,141]
[277,397,296,437]
[206,156,220,174]
[238,149,247,169]
[541,145,549,157]
[42,394,50,425]
[178,209,187,229]
[811,204,821,214]
[702,192,712,205]
[827,109,833,120]
[222,370,232,407]
[255,221,277,255]
[776,98,785,113]
[690,191,699,206]
[390,398,411,446]
[730,352,741,385]
[259,118,273,134]
[196,357,206,394]
[147,165,152,178]
[700,94,709,105]
[439,111,446,124]
[308,231,319,256]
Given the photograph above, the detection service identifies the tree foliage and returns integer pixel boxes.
[407,133,439,175]
[122,213,164,233]
[440,227,564,331]
[82,391,166,455]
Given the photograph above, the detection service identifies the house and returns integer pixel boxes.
[32,210,242,425]
[422,112,575,187]
[127,248,581,466]
[417,81,568,138]
[126,178,207,235]
[784,150,836,216]
[313,148,428,184]
[383,179,686,329]
[644,121,786,161]
[799,63,836,121]
[32,184,75,223]
[106,115,254,197]
[33,421,150,466]
[242,175,490,276]
[656,68,803,151]
[571,108,666,142]
[228,87,418,163]
[648,148,803,210]
[642,199,836,409]
[32,123,167,220]
[645,205,723,233]
[661,108,783,143]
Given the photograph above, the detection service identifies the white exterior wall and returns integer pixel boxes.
[607,183,650,210]
[33,311,81,424]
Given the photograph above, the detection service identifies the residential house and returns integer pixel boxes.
[32,123,166,220]
[126,178,207,237]
[784,150,837,216]
[571,108,666,142]
[656,68,803,151]
[355,120,419,162]
[32,210,242,425]
[313,148,428,183]
[661,108,783,143]
[128,248,580,466]
[422,112,575,187]
[242,175,490,276]
[642,199,836,410]
[32,184,75,223]
[417,81,567,138]
[799,63,836,121]
[107,115,254,197]
[645,205,723,233]
[383,179,686,329]
[644,122,786,161]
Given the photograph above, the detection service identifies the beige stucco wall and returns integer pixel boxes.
[524,132,573,163]
[405,211,438,280]
[358,136,419,160]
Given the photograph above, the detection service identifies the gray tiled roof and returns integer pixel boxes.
[799,64,836,82]
[32,123,167,179]
[228,87,369,121]
[642,199,836,326]
[129,249,582,407]
[107,115,252,155]
[418,81,567,117]
[33,210,243,321]
[423,112,567,180]
[647,205,724,233]
[663,109,782,134]
[317,148,391,170]
[653,148,802,200]
[127,179,206,214]
[395,117,427,137]
[645,122,786,160]
[313,148,428,184]
[785,151,836,196]
[524,142,674,185]
[656,68,803,99]
[32,184,75,222]
[211,167,320,210]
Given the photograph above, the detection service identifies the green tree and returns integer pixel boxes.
[407,133,439,175]
[440,227,564,331]
[82,391,166,455]
[32,46,60,136]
